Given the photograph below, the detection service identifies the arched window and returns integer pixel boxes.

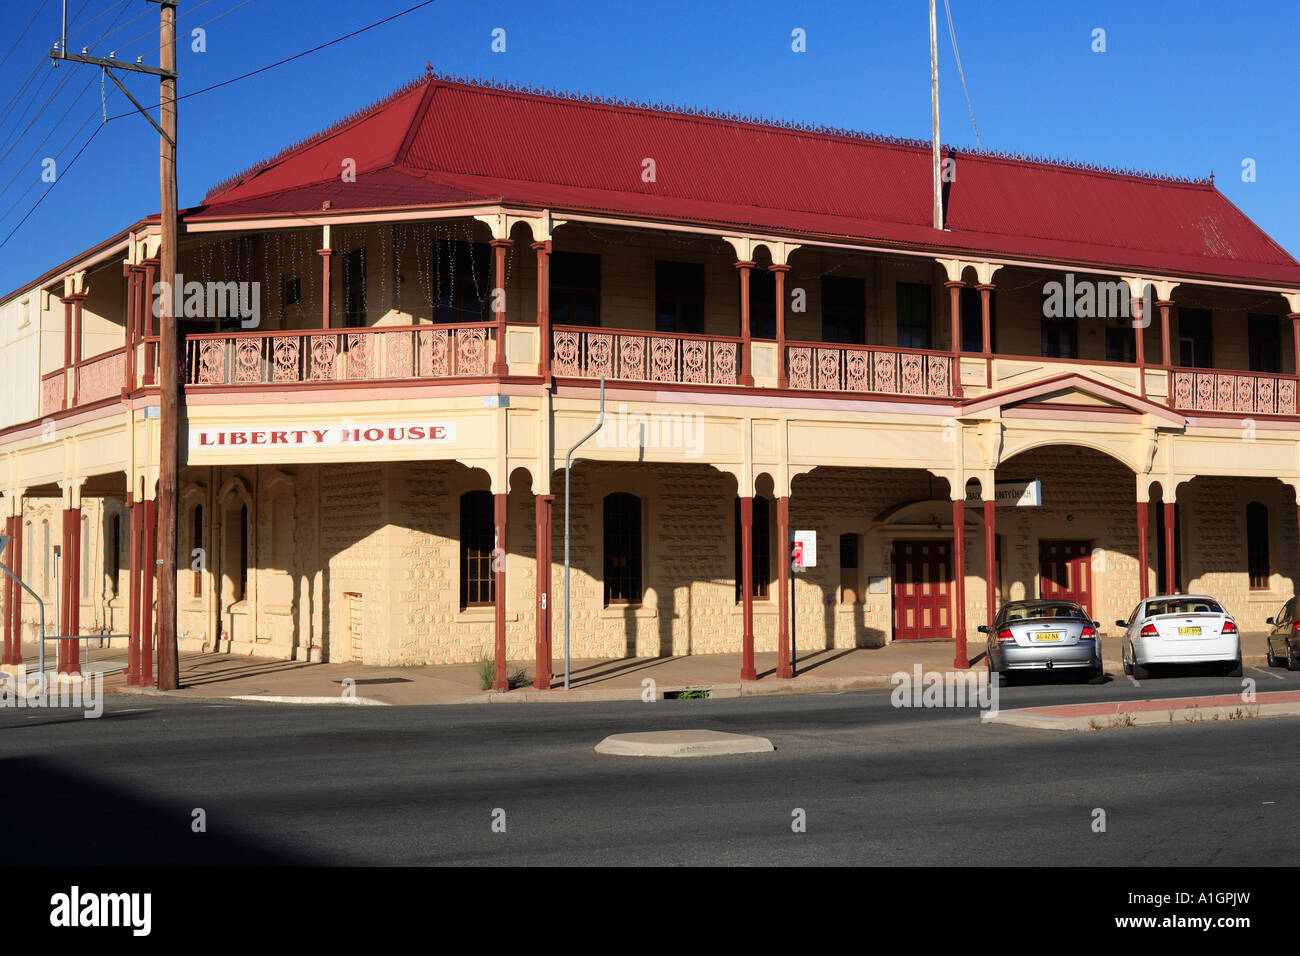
[237,505,249,602]
[734,496,772,601]
[840,532,861,604]
[81,516,90,598]
[603,493,642,605]
[459,491,494,608]
[1247,502,1270,590]
[192,504,203,598]
[108,512,122,597]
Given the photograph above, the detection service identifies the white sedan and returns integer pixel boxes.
[1118,594,1242,679]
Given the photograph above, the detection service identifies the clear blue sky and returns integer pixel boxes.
[1,0,1297,295]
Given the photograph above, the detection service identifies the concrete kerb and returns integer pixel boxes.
[984,690,1300,731]
[460,673,899,704]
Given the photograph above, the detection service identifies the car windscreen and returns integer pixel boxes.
[1146,599,1223,616]
[1001,604,1087,622]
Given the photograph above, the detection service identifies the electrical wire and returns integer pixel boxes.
[942,0,981,148]
[107,0,439,120]
[0,0,54,72]
[0,121,105,253]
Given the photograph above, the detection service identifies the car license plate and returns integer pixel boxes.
[1034,632,1062,642]
[1178,626,1201,635]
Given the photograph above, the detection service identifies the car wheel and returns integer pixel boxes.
[1267,641,1280,668]
[1225,658,1243,678]
[1122,644,1132,676]
[1132,658,1149,681]
[1288,646,1300,673]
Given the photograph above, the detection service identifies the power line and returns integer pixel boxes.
[942,0,981,148]
[0,121,105,253]
[106,0,439,120]
[65,0,130,41]
[0,0,54,73]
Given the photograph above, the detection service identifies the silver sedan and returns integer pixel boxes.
[979,599,1103,683]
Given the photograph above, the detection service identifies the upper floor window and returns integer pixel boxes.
[603,493,643,605]
[896,282,932,350]
[749,268,776,340]
[821,276,865,344]
[734,496,771,601]
[1105,325,1136,363]
[655,261,705,334]
[961,286,995,352]
[551,251,600,327]
[1248,314,1280,373]
[343,247,366,328]
[1177,308,1213,368]
[459,491,495,608]
[434,241,489,324]
[1247,502,1270,590]
[1042,314,1078,359]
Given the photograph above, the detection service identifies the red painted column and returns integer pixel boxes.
[62,297,73,371]
[776,495,792,679]
[493,491,508,691]
[945,279,964,398]
[1130,296,1147,397]
[984,498,996,628]
[736,260,755,387]
[977,283,994,355]
[952,497,969,668]
[532,240,551,380]
[142,259,158,386]
[1158,301,1175,368]
[2,515,13,667]
[1163,501,1177,595]
[58,506,81,676]
[490,238,511,376]
[1287,313,1300,377]
[123,264,137,392]
[8,514,22,668]
[317,248,333,329]
[772,264,790,389]
[740,495,756,681]
[127,495,140,685]
[1137,500,1150,601]
[533,493,552,690]
[69,295,86,405]
[140,497,156,687]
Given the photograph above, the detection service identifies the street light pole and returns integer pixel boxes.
[563,378,605,690]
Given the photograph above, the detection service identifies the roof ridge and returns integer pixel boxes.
[202,73,428,201]
[424,71,1214,188]
[205,69,1214,203]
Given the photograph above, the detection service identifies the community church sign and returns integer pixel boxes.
[188,423,456,451]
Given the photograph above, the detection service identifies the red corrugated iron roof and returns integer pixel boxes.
[191,73,1300,287]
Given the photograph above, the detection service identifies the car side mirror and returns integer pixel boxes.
[1115,620,1127,628]
[1092,621,1101,629]
[976,624,989,634]
[1266,617,1275,625]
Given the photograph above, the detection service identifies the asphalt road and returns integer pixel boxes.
[1,667,1296,866]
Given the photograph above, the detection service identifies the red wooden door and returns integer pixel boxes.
[892,539,952,640]
[1038,540,1093,614]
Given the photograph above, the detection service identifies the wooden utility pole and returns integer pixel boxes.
[155,0,180,690]
[51,1,180,689]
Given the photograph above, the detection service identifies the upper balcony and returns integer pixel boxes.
[19,216,1300,428]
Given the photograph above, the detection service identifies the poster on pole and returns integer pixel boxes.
[791,530,817,571]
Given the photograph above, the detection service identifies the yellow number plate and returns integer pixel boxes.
[1178,626,1201,635]
[1034,632,1063,642]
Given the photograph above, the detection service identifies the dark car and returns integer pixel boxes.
[1266,597,1300,670]
[979,599,1103,683]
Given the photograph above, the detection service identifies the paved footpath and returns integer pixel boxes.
[9,632,1272,707]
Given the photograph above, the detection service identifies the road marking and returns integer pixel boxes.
[1249,666,1284,681]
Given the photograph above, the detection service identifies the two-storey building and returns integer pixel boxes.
[3,71,1300,689]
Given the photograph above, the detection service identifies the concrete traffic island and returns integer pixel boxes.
[595,729,775,757]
